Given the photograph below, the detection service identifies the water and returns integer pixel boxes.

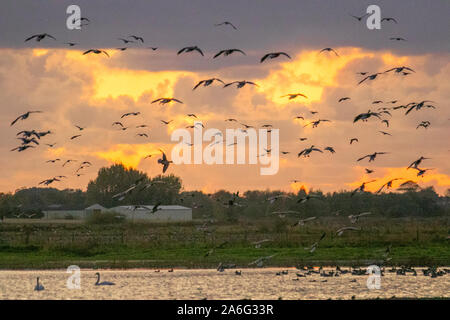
[0,268,448,300]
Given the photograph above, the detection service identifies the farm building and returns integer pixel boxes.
[42,204,192,222]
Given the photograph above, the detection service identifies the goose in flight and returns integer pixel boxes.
[384,66,415,74]
[260,52,291,63]
[248,254,277,267]
[305,232,326,253]
[293,216,317,227]
[282,93,307,100]
[11,145,35,152]
[266,195,291,204]
[381,120,390,127]
[304,119,331,128]
[416,121,431,129]
[297,194,321,204]
[193,78,224,90]
[25,33,56,42]
[178,46,204,56]
[365,168,374,174]
[46,159,61,163]
[376,178,403,193]
[407,156,430,170]
[128,35,144,43]
[152,98,183,105]
[187,114,197,118]
[63,159,77,167]
[353,110,382,123]
[83,49,109,57]
[214,21,237,30]
[357,152,388,162]
[158,149,173,173]
[70,135,82,140]
[405,101,435,115]
[338,97,350,102]
[349,13,369,21]
[95,273,115,286]
[390,37,406,41]
[319,48,339,57]
[252,239,272,249]
[348,212,372,224]
[351,180,377,197]
[381,17,398,23]
[39,177,61,186]
[324,147,335,154]
[118,38,134,44]
[297,145,323,158]
[11,111,43,126]
[161,120,173,125]
[224,80,258,88]
[75,125,85,131]
[136,133,148,138]
[17,137,39,145]
[225,118,238,122]
[336,226,361,236]
[350,138,358,144]
[121,112,140,118]
[64,42,78,46]
[34,277,45,291]
[213,49,246,58]
[358,73,382,85]
[379,131,392,136]
[412,167,434,177]
[112,121,123,127]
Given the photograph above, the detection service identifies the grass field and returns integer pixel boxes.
[0,216,449,269]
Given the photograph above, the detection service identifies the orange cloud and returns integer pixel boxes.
[95,143,162,168]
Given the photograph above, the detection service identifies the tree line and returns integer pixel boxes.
[0,164,449,219]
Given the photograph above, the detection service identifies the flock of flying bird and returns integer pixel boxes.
[7,9,445,278]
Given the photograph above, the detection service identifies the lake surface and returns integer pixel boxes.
[0,268,448,300]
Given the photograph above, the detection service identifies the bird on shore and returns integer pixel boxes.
[95,272,115,286]
[178,46,204,56]
[213,49,246,58]
[34,277,45,291]
[10,111,43,126]
[260,52,291,63]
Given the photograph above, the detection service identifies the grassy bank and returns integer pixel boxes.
[0,216,449,269]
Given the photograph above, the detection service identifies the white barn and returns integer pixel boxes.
[110,205,192,221]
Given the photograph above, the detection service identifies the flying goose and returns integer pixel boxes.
[324,147,335,154]
[293,216,317,227]
[358,73,382,85]
[248,254,277,267]
[118,38,135,44]
[158,149,172,173]
[407,156,430,169]
[297,194,321,203]
[357,152,389,162]
[83,49,109,57]
[121,112,141,118]
[152,98,183,105]
[376,178,403,193]
[214,21,237,30]
[25,33,56,42]
[178,46,204,56]
[11,145,35,152]
[10,111,43,126]
[224,80,258,88]
[303,119,331,128]
[282,93,307,100]
[193,78,225,90]
[351,180,376,196]
[338,97,350,102]
[260,52,291,63]
[252,239,272,249]
[319,48,339,56]
[128,35,144,43]
[213,49,246,58]
[336,226,361,236]
[353,110,382,123]
[348,212,372,224]
[297,145,323,158]
[349,13,369,21]
[350,138,359,144]
[416,121,431,129]
[381,17,398,23]
[412,167,434,177]
[305,233,326,253]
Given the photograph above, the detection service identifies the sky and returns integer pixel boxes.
[0,0,449,195]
